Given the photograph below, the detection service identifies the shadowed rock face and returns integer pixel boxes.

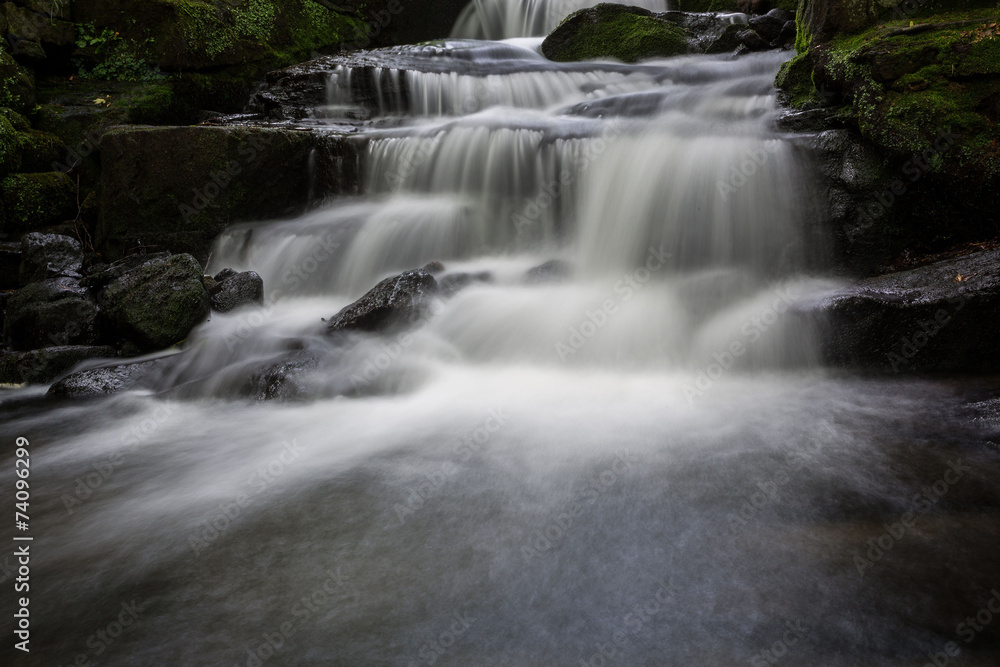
[326,269,438,334]
[812,247,1000,372]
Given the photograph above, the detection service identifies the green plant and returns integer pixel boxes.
[75,23,164,81]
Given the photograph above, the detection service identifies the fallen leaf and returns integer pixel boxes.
[93,98,106,105]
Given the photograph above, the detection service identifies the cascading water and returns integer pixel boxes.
[451,0,671,40]
[4,5,1000,667]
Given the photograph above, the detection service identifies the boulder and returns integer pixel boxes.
[0,241,20,288]
[101,253,210,350]
[541,4,688,64]
[815,247,1000,372]
[326,269,438,334]
[440,271,493,297]
[0,47,34,113]
[0,345,116,385]
[97,126,358,262]
[706,23,746,54]
[736,28,770,51]
[210,270,264,313]
[0,113,21,177]
[19,232,83,284]
[525,259,571,283]
[3,277,100,350]
[0,171,76,233]
[747,14,785,43]
[47,358,161,398]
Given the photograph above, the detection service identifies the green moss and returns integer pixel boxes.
[16,129,65,173]
[673,0,740,11]
[0,115,22,177]
[1,172,77,232]
[0,49,35,114]
[776,51,826,107]
[542,5,689,63]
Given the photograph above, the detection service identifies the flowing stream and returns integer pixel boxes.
[3,4,1000,666]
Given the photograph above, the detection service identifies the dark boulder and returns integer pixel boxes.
[0,345,116,385]
[736,28,770,51]
[814,247,1000,372]
[47,358,162,398]
[3,277,100,350]
[101,253,210,350]
[541,4,688,64]
[19,232,83,284]
[766,8,796,23]
[0,241,21,289]
[210,270,264,313]
[747,14,785,43]
[0,172,76,233]
[326,269,438,334]
[81,252,172,289]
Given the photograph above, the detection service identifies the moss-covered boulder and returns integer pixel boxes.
[97,126,358,261]
[101,253,210,350]
[1,171,76,232]
[71,0,368,72]
[0,113,22,176]
[541,4,688,63]
[0,48,34,113]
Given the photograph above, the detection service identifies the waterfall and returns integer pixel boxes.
[451,0,672,40]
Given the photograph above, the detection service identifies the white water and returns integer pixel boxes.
[4,8,1000,667]
[451,0,671,40]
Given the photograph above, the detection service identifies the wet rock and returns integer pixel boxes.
[541,4,688,64]
[210,270,264,313]
[102,253,210,350]
[736,28,770,52]
[767,8,796,23]
[525,259,571,284]
[440,271,493,297]
[706,23,745,54]
[815,247,1000,372]
[47,358,161,398]
[213,267,238,282]
[245,353,321,401]
[80,252,172,288]
[779,20,797,45]
[0,42,35,114]
[422,260,446,274]
[0,345,116,385]
[326,269,438,334]
[3,277,100,350]
[748,14,785,43]
[19,232,83,284]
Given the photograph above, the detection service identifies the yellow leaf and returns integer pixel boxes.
[93,98,106,105]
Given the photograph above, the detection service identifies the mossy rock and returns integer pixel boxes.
[1,171,77,233]
[706,22,746,53]
[71,0,369,72]
[0,48,35,114]
[16,129,66,173]
[673,0,740,11]
[102,253,210,350]
[541,4,689,63]
[0,114,22,177]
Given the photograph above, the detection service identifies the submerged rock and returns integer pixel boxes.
[541,4,688,63]
[525,259,572,283]
[817,247,1000,372]
[326,269,438,334]
[101,253,210,350]
[210,270,264,313]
